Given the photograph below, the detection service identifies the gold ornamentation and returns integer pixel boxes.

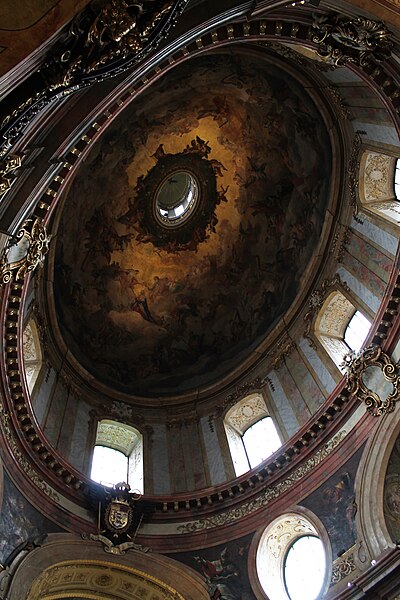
[312,14,393,66]
[45,0,174,91]
[177,430,346,533]
[342,346,400,416]
[331,549,356,585]
[0,154,21,196]
[304,274,350,349]
[0,218,51,285]
[0,405,59,502]
[27,560,183,600]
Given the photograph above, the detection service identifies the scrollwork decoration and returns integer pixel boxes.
[311,14,393,66]
[0,0,189,158]
[342,346,400,416]
[0,218,51,286]
[0,154,21,196]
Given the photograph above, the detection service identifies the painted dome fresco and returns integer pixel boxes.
[54,50,332,397]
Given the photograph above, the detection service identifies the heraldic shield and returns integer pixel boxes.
[105,497,133,533]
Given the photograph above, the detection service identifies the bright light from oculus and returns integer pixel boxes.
[155,171,198,226]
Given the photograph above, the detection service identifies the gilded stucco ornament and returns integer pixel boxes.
[0,154,21,196]
[44,0,175,90]
[311,14,393,66]
[0,0,188,158]
[342,346,400,416]
[0,219,51,286]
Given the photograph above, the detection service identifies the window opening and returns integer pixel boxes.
[22,319,43,393]
[284,535,326,600]
[90,420,143,491]
[343,310,371,353]
[395,158,400,200]
[241,417,282,469]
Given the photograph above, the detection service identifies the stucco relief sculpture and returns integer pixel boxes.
[342,346,400,416]
[0,154,21,197]
[0,219,51,286]
[312,14,393,66]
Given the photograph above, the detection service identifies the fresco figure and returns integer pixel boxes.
[194,547,242,600]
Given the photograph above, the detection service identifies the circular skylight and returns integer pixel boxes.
[155,171,199,227]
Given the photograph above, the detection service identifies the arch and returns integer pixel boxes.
[5,533,209,600]
[253,508,332,600]
[224,393,282,477]
[354,398,400,564]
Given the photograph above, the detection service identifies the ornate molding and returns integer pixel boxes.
[331,549,356,585]
[0,406,59,502]
[311,14,393,66]
[177,430,346,533]
[347,134,363,219]
[0,219,51,286]
[327,86,351,120]
[342,346,400,417]
[0,0,189,158]
[304,274,350,349]
[0,154,21,196]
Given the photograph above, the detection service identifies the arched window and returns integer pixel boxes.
[315,290,371,370]
[284,535,326,600]
[256,512,330,600]
[360,151,400,226]
[22,318,43,393]
[91,420,143,491]
[224,394,282,477]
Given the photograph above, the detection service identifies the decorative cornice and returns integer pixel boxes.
[177,430,346,533]
[0,406,59,502]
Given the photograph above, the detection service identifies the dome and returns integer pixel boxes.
[53,50,332,397]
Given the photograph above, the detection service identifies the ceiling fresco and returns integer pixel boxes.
[54,51,332,397]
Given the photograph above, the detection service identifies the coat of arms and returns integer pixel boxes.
[84,482,154,554]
